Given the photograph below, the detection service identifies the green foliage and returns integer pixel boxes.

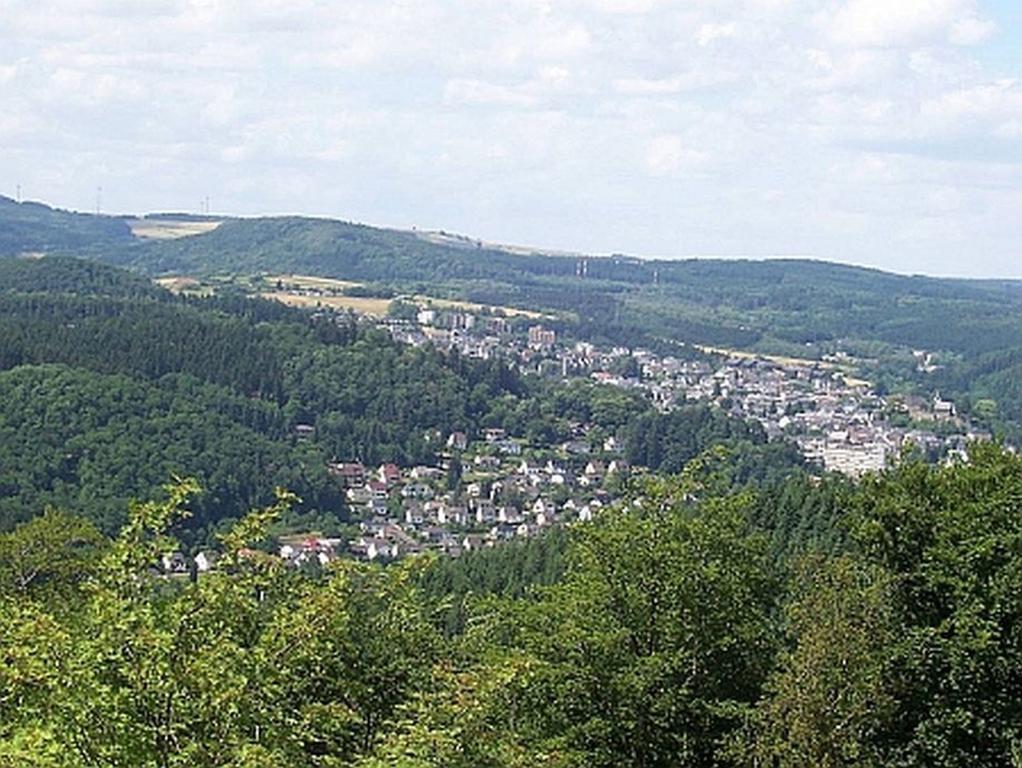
[457,477,780,767]
[0,255,162,298]
[0,483,440,767]
[282,337,523,465]
[746,473,853,562]
[353,658,547,768]
[737,444,1022,767]
[735,556,895,767]
[418,529,568,635]
[0,508,105,602]
[5,452,1022,764]
[0,293,289,397]
[622,405,775,475]
[850,444,1022,766]
[0,365,335,537]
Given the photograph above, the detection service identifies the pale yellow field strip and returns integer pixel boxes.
[260,292,394,316]
[697,344,825,368]
[266,274,550,319]
[265,274,363,290]
[154,270,554,320]
[154,276,215,296]
[128,219,222,240]
[156,276,201,291]
[420,296,548,319]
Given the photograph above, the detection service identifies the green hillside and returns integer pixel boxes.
[0,364,335,535]
[98,213,1022,355]
[7,200,1022,438]
[0,196,133,256]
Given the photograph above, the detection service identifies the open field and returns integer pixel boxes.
[260,291,394,316]
[266,274,362,291]
[128,219,222,240]
[154,276,215,296]
[151,271,556,320]
[266,273,552,319]
[419,295,549,319]
[697,344,827,368]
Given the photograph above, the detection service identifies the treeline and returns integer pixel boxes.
[0,294,290,398]
[0,254,161,297]
[3,445,1021,765]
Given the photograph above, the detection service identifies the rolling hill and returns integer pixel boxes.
[0,196,134,256]
[6,196,1022,438]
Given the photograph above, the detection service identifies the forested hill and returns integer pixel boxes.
[0,254,164,299]
[7,197,1022,354]
[106,215,573,283]
[0,196,133,256]
[6,197,1022,354]
[10,198,1022,438]
[92,212,1022,344]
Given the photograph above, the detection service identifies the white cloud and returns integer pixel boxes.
[44,67,145,106]
[588,0,664,14]
[920,79,1022,134]
[949,14,997,45]
[645,135,710,175]
[1,0,1020,276]
[444,78,538,108]
[824,0,993,48]
[803,47,898,90]
[696,22,737,47]
[612,76,682,95]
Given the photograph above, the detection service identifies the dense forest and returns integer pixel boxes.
[3,445,1021,766]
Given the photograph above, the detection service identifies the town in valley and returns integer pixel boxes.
[161,275,991,576]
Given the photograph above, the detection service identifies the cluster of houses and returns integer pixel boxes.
[650,356,984,476]
[379,307,988,478]
[147,303,995,577]
[322,439,628,563]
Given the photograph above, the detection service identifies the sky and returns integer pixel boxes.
[2,0,1022,278]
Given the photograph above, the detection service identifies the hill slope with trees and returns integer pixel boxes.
[0,256,798,540]
[0,196,134,256]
